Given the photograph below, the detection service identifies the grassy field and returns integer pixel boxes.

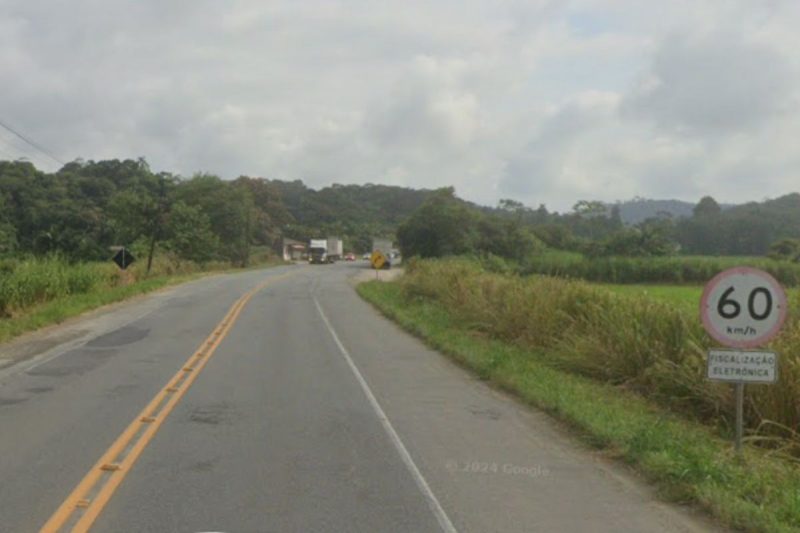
[521,251,800,286]
[358,278,800,532]
[601,284,702,314]
[0,252,285,344]
[601,283,800,317]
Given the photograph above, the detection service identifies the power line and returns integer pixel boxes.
[0,134,37,164]
[0,118,65,166]
[0,132,54,169]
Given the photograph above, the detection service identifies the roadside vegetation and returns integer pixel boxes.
[0,250,282,344]
[521,251,800,286]
[358,259,800,532]
[393,188,800,288]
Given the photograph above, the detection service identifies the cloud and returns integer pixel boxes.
[0,0,799,211]
[500,92,620,197]
[623,32,794,135]
[367,56,480,153]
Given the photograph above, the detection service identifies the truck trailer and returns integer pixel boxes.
[308,237,344,264]
[326,237,343,262]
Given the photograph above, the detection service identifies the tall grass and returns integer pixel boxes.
[0,257,116,316]
[0,251,281,319]
[401,258,800,453]
[522,252,800,286]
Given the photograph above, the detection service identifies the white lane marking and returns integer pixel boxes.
[314,298,458,533]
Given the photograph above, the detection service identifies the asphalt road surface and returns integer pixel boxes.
[0,263,721,533]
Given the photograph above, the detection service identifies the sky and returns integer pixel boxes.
[1,0,799,212]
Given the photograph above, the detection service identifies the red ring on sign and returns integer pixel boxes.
[700,266,788,348]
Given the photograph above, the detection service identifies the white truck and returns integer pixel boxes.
[372,238,393,255]
[371,238,394,269]
[308,237,343,264]
[326,237,343,262]
[308,239,329,264]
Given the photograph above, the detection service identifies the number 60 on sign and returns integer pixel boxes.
[700,266,787,455]
[700,267,788,349]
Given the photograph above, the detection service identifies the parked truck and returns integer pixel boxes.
[308,237,344,264]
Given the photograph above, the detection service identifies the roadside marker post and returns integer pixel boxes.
[700,267,787,456]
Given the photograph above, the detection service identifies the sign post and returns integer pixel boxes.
[700,267,787,455]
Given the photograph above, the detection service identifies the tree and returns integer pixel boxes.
[165,202,220,263]
[573,200,608,218]
[768,238,800,262]
[694,196,722,218]
[594,218,677,257]
[609,205,623,228]
[532,224,575,250]
[174,174,255,266]
[569,200,618,241]
[397,188,477,258]
[234,176,294,249]
[498,198,526,213]
[475,215,543,261]
[0,194,16,256]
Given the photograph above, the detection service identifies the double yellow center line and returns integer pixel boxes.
[41,272,293,532]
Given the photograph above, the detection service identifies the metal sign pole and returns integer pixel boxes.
[735,382,744,456]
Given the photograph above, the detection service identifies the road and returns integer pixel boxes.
[0,263,720,533]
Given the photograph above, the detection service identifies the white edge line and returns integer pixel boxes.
[314,298,458,533]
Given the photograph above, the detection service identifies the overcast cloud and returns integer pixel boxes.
[1,0,799,211]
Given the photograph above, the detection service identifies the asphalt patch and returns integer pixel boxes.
[86,326,150,348]
[188,403,236,426]
[0,397,27,407]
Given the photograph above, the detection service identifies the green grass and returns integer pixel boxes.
[601,283,800,317]
[358,280,800,532]
[522,251,800,286]
[0,274,194,344]
[0,254,286,344]
[601,284,703,314]
[395,259,800,441]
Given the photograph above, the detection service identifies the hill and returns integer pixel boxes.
[610,198,695,224]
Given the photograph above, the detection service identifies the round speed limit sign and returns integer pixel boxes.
[700,267,787,348]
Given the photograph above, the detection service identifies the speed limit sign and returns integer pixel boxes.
[700,267,788,349]
[700,267,787,455]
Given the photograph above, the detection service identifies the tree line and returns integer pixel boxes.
[0,159,292,266]
[398,191,800,262]
[1,158,798,266]
[0,159,432,264]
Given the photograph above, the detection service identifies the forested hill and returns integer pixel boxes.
[0,159,436,261]
[676,193,800,255]
[607,198,742,224]
[611,198,695,224]
[266,180,433,247]
[1,157,799,261]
